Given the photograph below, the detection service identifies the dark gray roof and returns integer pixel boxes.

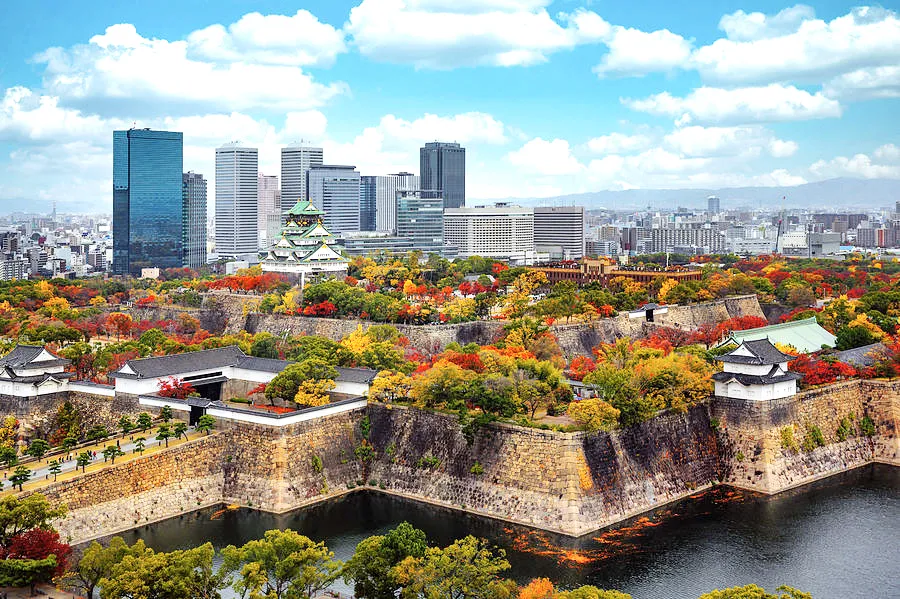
[235,355,290,373]
[713,364,802,386]
[112,346,245,379]
[717,338,795,365]
[0,370,74,384]
[0,345,70,369]
[335,366,378,384]
[112,345,375,384]
[834,343,887,367]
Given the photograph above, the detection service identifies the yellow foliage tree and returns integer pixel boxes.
[847,313,886,340]
[441,297,476,322]
[340,325,372,357]
[657,279,678,303]
[273,290,298,314]
[567,398,620,432]
[293,379,334,407]
[42,296,71,317]
[34,280,54,299]
[369,370,412,402]
[0,416,18,449]
[519,578,555,599]
[632,353,713,413]
[89,295,108,307]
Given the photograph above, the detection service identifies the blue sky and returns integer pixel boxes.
[1,0,899,212]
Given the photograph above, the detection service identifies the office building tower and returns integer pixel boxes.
[215,143,259,260]
[307,165,361,235]
[534,206,585,259]
[281,144,323,211]
[375,172,419,233]
[360,176,377,232]
[420,142,465,209]
[182,171,207,270]
[443,204,534,259]
[258,174,280,247]
[113,128,184,276]
[707,195,721,215]
[396,190,445,254]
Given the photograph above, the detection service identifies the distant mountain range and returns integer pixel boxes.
[2,177,898,217]
[476,178,900,212]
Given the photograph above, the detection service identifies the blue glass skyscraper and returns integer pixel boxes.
[359,175,377,232]
[113,128,184,276]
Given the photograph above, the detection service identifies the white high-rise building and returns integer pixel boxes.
[534,206,585,259]
[443,204,534,259]
[215,143,258,260]
[307,165,361,235]
[257,174,280,248]
[281,144,323,212]
[375,172,419,233]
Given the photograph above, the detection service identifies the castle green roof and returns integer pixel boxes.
[287,200,324,216]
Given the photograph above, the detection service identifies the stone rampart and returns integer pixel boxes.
[2,390,144,440]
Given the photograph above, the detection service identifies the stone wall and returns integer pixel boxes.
[711,379,900,493]
[1,390,144,441]
[365,403,721,536]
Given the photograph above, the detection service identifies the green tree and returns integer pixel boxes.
[0,556,58,596]
[62,436,78,451]
[697,585,812,599]
[250,334,279,359]
[0,493,67,546]
[100,541,230,599]
[265,359,338,405]
[173,421,188,441]
[393,535,517,599]
[9,465,31,492]
[77,451,92,473]
[196,415,215,435]
[24,439,50,460]
[102,445,125,464]
[62,536,141,599]
[48,460,62,482]
[222,529,342,599]
[160,405,173,423]
[343,522,428,599]
[134,437,146,454]
[0,446,18,468]
[118,415,135,436]
[86,425,110,443]
[835,325,877,350]
[137,412,153,432]
[156,424,173,448]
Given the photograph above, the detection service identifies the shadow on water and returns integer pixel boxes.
[119,464,899,599]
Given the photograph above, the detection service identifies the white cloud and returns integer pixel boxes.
[810,150,900,179]
[593,26,692,77]
[378,112,506,146]
[663,125,797,158]
[345,1,608,68]
[35,24,347,115]
[624,84,842,124]
[0,86,125,143]
[186,10,346,67]
[507,138,582,175]
[718,5,816,41]
[693,6,900,85]
[586,132,651,154]
[824,65,900,100]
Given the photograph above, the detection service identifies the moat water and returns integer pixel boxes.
[119,464,899,599]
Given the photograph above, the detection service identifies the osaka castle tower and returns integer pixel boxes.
[261,200,349,279]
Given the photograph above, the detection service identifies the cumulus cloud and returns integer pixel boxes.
[586,132,652,154]
[623,84,842,125]
[662,125,797,158]
[187,10,346,67]
[345,0,608,68]
[824,65,900,100]
[0,86,126,143]
[507,138,583,175]
[35,24,347,115]
[693,6,900,85]
[810,146,900,179]
[593,26,693,77]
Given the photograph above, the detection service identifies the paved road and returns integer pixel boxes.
[3,427,194,488]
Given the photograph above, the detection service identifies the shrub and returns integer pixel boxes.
[470,461,485,475]
[780,426,798,452]
[417,454,440,469]
[735,451,745,462]
[311,454,323,473]
[802,425,826,452]
[230,397,251,404]
[836,417,854,442]
[354,440,375,462]
[359,415,371,439]
[860,416,876,436]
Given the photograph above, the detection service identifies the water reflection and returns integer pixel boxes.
[119,465,898,599]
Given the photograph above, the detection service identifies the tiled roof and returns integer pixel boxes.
[717,338,796,365]
[112,346,245,379]
[726,317,836,353]
[335,367,378,384]
[235,355,290,373]
[834,343,887,367]
[0,345,70,369]
[712,364,802,386]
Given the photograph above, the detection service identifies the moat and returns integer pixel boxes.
[119,464,899,599]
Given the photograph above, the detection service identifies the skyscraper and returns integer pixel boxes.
[707,195,721,215]
[182,171,207,270]
[113,128,184,276]
[215,143,258,260]
[359,176,377,232]
[281,144,323,211]
[534,206,585,259]
[397,190,445,254]
[375,172,419,233]
[307,165,361,235]
[420,142,465,209]
[258,173,280,247]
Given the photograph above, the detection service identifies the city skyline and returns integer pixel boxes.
[1,1,899,214]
